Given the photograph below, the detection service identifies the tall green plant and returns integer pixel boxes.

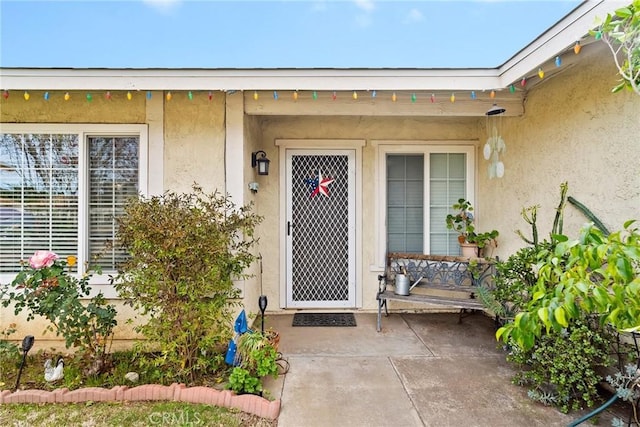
[497,220,640,350]
[592,0,640,94]
[115,185,262,383]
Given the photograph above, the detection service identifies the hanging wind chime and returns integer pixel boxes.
[484,104,507,179]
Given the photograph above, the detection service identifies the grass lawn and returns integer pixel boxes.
[0,401,277,426]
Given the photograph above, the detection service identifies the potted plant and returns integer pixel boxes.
[445,198,499,257]
[445,198,475,244]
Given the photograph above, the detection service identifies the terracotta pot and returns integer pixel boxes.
[460,243,479,258]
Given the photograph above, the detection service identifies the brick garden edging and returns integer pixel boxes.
[0,383,281,420]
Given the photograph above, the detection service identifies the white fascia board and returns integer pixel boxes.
[498,0,624,87]
[0,68,502,92]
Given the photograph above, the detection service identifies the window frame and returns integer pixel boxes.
[0,123,149,294]
[374,141,476,269]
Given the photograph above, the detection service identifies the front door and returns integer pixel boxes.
[285,150,355,308]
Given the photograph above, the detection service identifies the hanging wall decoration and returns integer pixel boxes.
[304,169,335,198]
[484,104,507,179]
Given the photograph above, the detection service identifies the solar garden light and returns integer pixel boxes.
[14,335,35,391]
[257,252,268,334]
[259,295,268,334]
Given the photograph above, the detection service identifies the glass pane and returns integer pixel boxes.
[429,152,468,256]
[0,133,79,273]
[430,153,447,178]
[406,207,423,233]
[386,154,424,254]
[449,154,466,179]
[89,136,138,271]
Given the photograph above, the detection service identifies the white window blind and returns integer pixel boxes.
[386,154,424,253]
[429,153,467,255]
[88,136,139,270]
[0,130,141,275]
[0,133,79,271]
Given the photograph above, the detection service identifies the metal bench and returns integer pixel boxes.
[376,252,496,332]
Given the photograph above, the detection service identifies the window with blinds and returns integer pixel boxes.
[384,149,470,257]
[0,131,139,274]
[386,154,424,253]
[429,153,467,255]
[88,137,139,270]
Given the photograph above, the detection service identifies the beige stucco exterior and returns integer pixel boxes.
[1,39,638,347]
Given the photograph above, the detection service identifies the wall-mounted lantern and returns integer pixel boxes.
[251,150,270,176]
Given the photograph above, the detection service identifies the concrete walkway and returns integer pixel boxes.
[262,312,620,427]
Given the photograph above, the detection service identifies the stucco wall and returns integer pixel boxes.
[163,92,226,193]
[479,43,640,257]
[0,90,145,123]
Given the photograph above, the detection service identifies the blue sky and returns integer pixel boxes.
[0,0,582,69]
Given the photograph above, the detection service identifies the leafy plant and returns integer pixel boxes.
[445,198,499,250]
[446,198,475,242]
[508,318,613,413]
[0,323,20,376]
[114,184,262,383]
[497,220,640,350]
[592,0,640,94]
[228,330,279,395]
[607,363,640,426]
[0,252,117,366]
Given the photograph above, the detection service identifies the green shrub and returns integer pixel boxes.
[508,317,613,413]
[115,185,262,383]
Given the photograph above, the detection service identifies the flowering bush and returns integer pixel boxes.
[0,251,117,364]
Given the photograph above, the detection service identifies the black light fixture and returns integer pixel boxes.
[251,150,270,176]
[14,335,35,391]
[486,104,506,116]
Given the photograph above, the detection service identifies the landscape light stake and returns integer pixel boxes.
[14,335,35,391]
[258,253,268,334]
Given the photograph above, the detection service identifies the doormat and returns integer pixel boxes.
[292,312,357,327]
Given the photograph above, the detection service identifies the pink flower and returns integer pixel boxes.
[29,250,59,269]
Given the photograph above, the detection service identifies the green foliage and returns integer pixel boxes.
[485,182,640,413]
[509,318,613,413]
[446,198,475,239]
[114,184,262,383]
[228,367,262,395]
[480,246,541,320]
[0,256,117,361]
[0,323,20,372]
[445,198,499,249]
[592,0,640,94]
[228,330,279,395]
[497,220,640,350]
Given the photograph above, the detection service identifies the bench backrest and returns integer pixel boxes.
[385,252,495,289]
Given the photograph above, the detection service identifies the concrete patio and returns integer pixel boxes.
[262,311,626,427]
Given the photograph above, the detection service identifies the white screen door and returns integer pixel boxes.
[285,149,356,308]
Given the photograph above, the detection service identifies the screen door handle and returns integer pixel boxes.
[287,221,293,235]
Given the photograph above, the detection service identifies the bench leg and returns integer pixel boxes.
[377,297,388,332]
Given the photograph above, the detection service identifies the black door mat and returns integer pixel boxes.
[292,312,357,327]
